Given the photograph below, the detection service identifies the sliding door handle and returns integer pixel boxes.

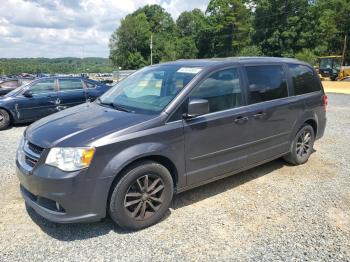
[234,116,249,124]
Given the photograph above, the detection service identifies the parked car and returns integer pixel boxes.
[16,57,327,230]
[0,78,29,96]
[0,77,109,130]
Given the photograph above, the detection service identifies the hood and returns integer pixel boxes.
[26,103,155,148]
[0,96,13,103]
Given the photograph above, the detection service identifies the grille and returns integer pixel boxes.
[22,140,44,169]
[25,155,38,168]
[28,142,44,155]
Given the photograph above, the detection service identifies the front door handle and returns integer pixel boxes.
[56,106,67,111]
[253,112,266,119]
[234,116,249,124]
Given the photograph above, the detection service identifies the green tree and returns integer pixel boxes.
[109,4,177,68]
[175,37,198,59]
[176,9,208,58]
[239,45,263,56]
[205,0,251,57]
[252,0,317,57]
[134,5,176,34]
[176,9,207,38]
[109,13,151,69]
[135,5,177,64]
[313,0,350,57]
[295,48,318,65]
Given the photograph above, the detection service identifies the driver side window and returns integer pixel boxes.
[30,79,55,95]
[190,68,243,113]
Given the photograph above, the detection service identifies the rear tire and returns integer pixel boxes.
[283,124,315,165]
[109,161,174,231]
[0,109,10,130]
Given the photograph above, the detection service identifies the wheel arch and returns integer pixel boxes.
[0,106,14,124]
[289,112,319,149]
[304,118,317,137]
[105,154,179,212]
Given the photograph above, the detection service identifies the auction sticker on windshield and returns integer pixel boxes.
[177,67,202,74]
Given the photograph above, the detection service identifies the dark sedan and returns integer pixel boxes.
[0,77,109,130]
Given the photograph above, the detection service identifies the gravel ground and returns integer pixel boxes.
[0,93,349,261]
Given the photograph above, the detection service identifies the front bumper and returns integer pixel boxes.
[16,161,113,223]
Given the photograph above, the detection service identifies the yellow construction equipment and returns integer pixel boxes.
[318,56,350,81]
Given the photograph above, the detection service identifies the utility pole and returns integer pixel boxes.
[341,35,347,66]
[150,34,153,65]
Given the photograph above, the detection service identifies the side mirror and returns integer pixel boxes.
[23,90,33,98]
[185,99,209,118]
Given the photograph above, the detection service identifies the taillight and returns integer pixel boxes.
[323,94,328,112]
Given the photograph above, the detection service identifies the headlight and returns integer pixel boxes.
[16,136,26,165]
[46,147,95,172]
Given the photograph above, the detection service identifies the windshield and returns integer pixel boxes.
[320,58,341,70]
[4,85,26,97]
[4,81,33,97]
[98,65,202,114]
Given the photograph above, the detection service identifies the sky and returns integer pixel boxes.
[0,0,209,58]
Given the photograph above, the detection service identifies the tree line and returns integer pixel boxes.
[0,57,113,75]
[109,0,350,69]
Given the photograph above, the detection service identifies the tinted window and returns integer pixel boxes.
[246,65,288,104]
[85,81,96,89]
[30,79,55,94]
[288,64,321,95]
[59,79,83,91]
[190,68,243,113]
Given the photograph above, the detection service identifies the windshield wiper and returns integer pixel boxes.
[113,104,133,113]
[96,98,132,113]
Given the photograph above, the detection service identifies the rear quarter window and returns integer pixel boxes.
[288,64,321,95]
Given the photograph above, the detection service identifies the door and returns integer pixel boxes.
[83,80,102,102]
[16,79,58,121]
[243,64,296,166]
[57,78,87,110]
[184,67,251,186]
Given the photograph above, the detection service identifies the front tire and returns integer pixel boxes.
[0,109,10,130]
[284,124,315,165]
[109,161,174,230]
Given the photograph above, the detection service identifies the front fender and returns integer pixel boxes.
[106,142,171,175]
[90,138,185,187]
[0,102,17,122]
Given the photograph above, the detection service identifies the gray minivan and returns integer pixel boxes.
[16,57,327,230]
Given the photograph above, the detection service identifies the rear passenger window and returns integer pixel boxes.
[59,79,84,91]
[288,64,321,95]
[246,65,288,104]
[85,81,96,89]
[190,68,243,113]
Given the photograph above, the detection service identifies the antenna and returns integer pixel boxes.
[341,35,347,66]
[150,34,153,65]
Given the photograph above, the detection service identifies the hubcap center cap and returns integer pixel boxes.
[141,193,149,201]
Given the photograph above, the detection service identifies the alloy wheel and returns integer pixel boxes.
[0,112,3,122]
[296,130,312,158]
[124,174,165,221]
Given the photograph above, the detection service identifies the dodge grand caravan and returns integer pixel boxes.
[16,57,327,230]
